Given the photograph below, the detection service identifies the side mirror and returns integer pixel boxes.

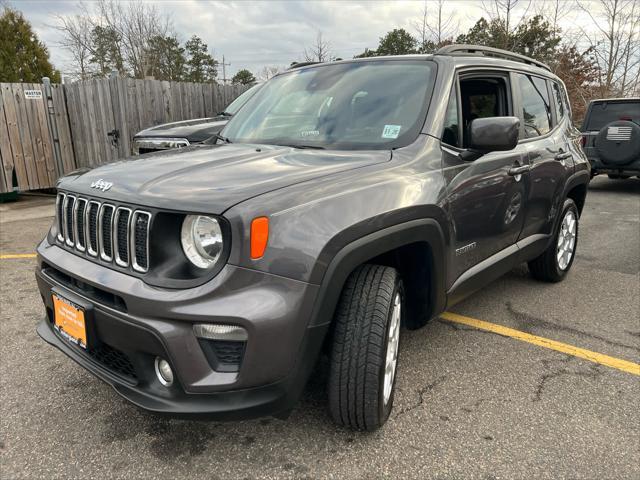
[460,116,520,161]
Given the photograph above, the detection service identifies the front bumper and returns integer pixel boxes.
[35,238,327,419]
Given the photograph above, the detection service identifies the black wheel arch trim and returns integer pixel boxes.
[307,218,447,327]
[563,168,590,211]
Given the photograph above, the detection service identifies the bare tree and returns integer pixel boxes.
[258,65,284,82]
[54,0,172,79]
[413,1,430,50]
[578,0,640,96]
[303,31,333,62]
[533,0,574,36]
[53,7,94,79]
[94,0,171,78]
[412,0,459,52]
[482,0,533,34]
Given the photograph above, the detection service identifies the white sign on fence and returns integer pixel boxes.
[24,90,43,100]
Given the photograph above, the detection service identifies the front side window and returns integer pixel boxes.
[221,61,436,150]
[458,75,510,148]
[516,74,551,138]
[442,87,460,148]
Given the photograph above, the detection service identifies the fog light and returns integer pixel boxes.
[154,357,174,386]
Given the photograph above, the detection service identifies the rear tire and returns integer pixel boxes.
[328,264,402,431]
[528,199,579,282]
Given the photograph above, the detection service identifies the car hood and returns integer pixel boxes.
[135,117,228,143]
[58,144,391,213]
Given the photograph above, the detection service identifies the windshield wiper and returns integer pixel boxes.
[279,144,325,150]
[218,111,233,117]
[213,133,232,144]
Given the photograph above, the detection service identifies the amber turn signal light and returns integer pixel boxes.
[250,217,269,259]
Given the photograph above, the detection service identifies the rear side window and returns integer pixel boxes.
[584,102,640,131]
[442,88,461,148]
[551,82,564,123]
[516,74,552,138]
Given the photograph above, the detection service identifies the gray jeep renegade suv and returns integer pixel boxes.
[36,45,590,430]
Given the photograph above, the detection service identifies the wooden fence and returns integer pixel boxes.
[0,78,247,192]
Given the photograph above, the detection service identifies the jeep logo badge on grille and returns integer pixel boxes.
[90,179,113,192]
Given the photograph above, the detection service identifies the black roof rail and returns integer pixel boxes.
[288,62,320,70]
[435,44,551,72]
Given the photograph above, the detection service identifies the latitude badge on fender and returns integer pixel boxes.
[90,179,113,192]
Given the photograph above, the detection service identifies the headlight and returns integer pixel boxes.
[181,215,224,268]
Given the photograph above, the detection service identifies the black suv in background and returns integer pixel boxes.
[36,45,590,430]
[581,98,640,178]
[132,83,262,155]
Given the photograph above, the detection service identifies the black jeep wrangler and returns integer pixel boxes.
[36,45,590,430]
[580,97,640,179]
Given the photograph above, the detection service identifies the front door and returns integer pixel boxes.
[440,71,529,288]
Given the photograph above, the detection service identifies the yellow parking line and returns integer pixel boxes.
[0,253,37,259]
[440,311,640,376]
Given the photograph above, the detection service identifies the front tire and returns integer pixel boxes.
[328,264,402,431]
[528,199,579,282]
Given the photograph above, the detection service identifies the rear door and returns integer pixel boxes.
[512,73,572,239]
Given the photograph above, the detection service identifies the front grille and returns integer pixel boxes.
[64,196,75,246]
[56,193,64,241]
[99,205,114,261]
[75,199,87,251]
[55,193,151,274]
[132,212,151,271]
[87,202,99,255]
[115,208,131,266]
[87,343,137,381]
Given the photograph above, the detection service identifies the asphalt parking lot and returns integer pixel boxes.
[1,176,639,480]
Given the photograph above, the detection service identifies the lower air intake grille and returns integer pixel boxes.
[212,341,245,364]
[198,339,246,373]
[87,343,137,381]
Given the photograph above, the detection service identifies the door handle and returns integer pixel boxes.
[555,152,572,161]
[508,165,531,176]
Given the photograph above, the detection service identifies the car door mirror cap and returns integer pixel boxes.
[467,116,520,156]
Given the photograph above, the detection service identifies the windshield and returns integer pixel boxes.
[220,60,436,150]
[223,83,262,115]
[584,101,640,131]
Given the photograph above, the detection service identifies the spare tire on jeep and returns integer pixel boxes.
[595,120,640,165]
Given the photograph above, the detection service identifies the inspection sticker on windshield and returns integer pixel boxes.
[382,125,401,139]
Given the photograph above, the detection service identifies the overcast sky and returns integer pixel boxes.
[14,0,601,81]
